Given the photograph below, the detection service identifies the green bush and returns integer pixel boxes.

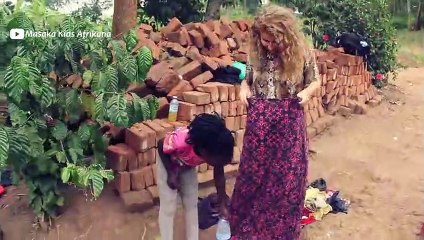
[302,0,399,85]
[143,0,206,24]
[391,15,414,30]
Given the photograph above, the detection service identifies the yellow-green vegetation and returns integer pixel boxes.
[396,30,424,67]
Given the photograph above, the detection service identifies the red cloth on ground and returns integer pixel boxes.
[0,185,5,197]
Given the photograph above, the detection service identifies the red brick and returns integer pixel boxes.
[236,101,244,115]
[186,46,204,62]
[240,115,247,129]
[115,172,130,194]
[228,101,237,117]
[196,105,205,115]
[317,104,326,117]
[213,102,222,115]
[166,31,188,46]
[234,84,241,101]
[212,57,232,67]
[196,83,220,102]
[216,83,229,101]
[204,104,214,114]
[151,163,157,184]
[166,42,187,57]
[235,20,249,31]
[199,163,208,173]
[161,17,183,35]
[137,148,155,167]
[177,61,202,81]
[125,125,155,152]
[121,190,153,212]
[147,185,159,202]
[219,24,233,39]
[202,57,219,71]
[233,53,248,63]
[199,24,220,47]
[230,22,243,46]
[141,165,154,187]
[168,121,187,129]
[106,144,134,171]
[190,71,213,88]
[182,91,211,105]
[143,121,167,145]
[234,116,241,130]
[208,41,229,58]
[177,101,196,121]
[304,110,312,126]
[155,97,170,119]
[221,101,229,117]
[235,129,245,147]
[146,62,172,86]
[168,57,190,70]
[188,30,205,49]
[167,80,194,99]
[152,119,174,133]
[155,71,181,94]
[335,53,357,66]
[226,38,238,50]
[130,170,146,190]
[225,84,236,101]
[225,117,235,131]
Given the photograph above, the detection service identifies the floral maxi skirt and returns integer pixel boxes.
[229,98,308,240]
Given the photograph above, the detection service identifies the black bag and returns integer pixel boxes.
[332,32,371,58]
[198,194,220,230]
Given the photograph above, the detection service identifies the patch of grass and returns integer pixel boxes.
[220,5,253,20]
[396,30,424,67]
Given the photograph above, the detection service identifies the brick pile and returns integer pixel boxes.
[137,17,251,99]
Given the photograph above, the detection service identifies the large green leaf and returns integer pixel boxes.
[119,56,138,82]
[136,46,153,81]
[106,94,129,127]
[0,127,9,169]
[52,121,67,141]
[94,93,106,122]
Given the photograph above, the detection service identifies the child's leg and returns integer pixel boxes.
[157,157,178,240]
[179,167,199,240]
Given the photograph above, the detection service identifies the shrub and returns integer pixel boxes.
[302,0,399,86]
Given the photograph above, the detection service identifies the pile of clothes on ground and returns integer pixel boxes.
[301,178,350,226]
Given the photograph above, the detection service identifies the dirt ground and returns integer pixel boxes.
[1,68,423,240]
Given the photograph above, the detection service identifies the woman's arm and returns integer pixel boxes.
[213,166,229,216]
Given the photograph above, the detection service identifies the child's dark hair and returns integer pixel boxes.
[186,112,234,165]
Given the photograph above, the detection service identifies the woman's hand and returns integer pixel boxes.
[239,81,251,106]
[297,89,311,106]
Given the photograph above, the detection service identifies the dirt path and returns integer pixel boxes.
[1,68,423,240]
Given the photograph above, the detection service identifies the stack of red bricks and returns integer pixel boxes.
[106,119,185,211]
[136,17,251,100]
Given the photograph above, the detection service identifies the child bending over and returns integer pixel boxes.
[157,113,235,240]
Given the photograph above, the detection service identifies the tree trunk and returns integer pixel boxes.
[205,0,225,21]
[112,0,138,39]
[413,2,423,31]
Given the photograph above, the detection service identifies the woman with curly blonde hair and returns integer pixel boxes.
[229,4,320,239]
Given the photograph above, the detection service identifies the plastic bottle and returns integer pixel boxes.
[216,218,231,240]
[168,96,179,122]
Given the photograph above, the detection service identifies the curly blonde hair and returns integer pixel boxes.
[249,4,307,83]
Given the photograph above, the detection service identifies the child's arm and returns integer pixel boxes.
[158,138,180,190]
[213,166,230,217]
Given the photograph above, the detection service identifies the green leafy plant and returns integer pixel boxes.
[0,0,158,226]
[302,0,399,86]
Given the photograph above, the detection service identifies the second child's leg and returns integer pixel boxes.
[157,157,178,240]
[180,168,199,240]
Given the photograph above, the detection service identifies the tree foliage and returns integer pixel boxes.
[0,0,157,224]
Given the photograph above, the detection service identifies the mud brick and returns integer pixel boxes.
[199,163,208,173]
[231,147,241,164]
[321,74,327,85]
[141,166,154,187]
[146,62,172,86]
[208,41,229,58]
[138,148,155,167]
[234,116,241,130]
[226,38,238,50]
[151,163,157,184]
[235,129,245,147]
[186,46,204,62]
[107,144,133,171]
[335,53,357,66]
[236,101,244,116]
[228,101,237,116]
[230,22,243,45]
[216,83,229,101]
[212,57,232,67]
[199,24,220,47]
[168,121,187,129]
[125,125,155,152]
[309,108,319,122]
[233,53,248,63]
[190,71,214,88]
[168,57,190,70]
[354,102,368,114]
[213,102,222,115]
[143,121,166,146]
[238,113,246,125]
[196,105,205,115]
[318,62,327,74]
[317,104,326,117]
[130,170,146,190]
[235,20,249,31]
[203,57,219,71]
[147,186,159,202]
[368,99,380,107]
[351,75,362,86]
[167,80,194,99]
[220,24,233,39]
[307,127,317,139]
[177,101,196,121]
[177,61,202,81]
[326,81,337,94]
[224,84,236,101]
[327,69,337,80]
[339,106,352,117]
[221,101,229,117]
[182,91,211,105]
[155,71,181,95]
[312,97,319,108]
[304,110,312,126]
[155,97,170,119]
[220,55,234,65]
[225,117,235,131]
[308,100,315,110]
[196,83,219,102]
[152,119,174,133]
[312,118,327,134]
[161,17,183,35]
[121,190,154,212]
[166,31,188,46]
[204,104,214,114]
[188,30,205,49]
[234,84,241,100]
[166,42,187,57]
[115,172,130,194]
[207,164,214,171]
[205,20,221,34]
